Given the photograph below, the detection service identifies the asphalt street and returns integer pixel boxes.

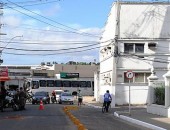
[71,105,151,130]
[0,104,76,130]
[0,103,151,130]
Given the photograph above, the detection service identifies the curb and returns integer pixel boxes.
[113,112,167,130]
[84,103,167,130]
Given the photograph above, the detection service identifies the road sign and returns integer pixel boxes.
[125,70,134,116]
[125,71,134,79]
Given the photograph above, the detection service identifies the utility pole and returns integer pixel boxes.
[0,3,7,64]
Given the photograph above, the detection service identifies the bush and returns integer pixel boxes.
[154,86,165,105]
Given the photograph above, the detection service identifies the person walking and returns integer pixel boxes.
[103,90,112,112]
[77,90,83,106]
[18,87,26,110]
[0,81,7,112]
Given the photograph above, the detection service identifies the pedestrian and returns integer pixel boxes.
[77,90,83,106]
[103,90,112,112]
[18,87,26,110]
[0,81,7,112]
[14,88,20,105]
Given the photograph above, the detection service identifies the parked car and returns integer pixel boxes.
[32,91,50,104]
[58,92,74,104]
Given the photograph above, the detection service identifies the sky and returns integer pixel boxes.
[0,0,114,65]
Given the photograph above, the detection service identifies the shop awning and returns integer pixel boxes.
[0,77,10,81]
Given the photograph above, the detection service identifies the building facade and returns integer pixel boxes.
[97,1,170,107]
[1,63,99,94]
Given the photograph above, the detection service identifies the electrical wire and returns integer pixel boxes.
[5,0,100,38]
[3,0,61,8]
[3,45,100,56]
[1,39,112,55]
[0,43,99,51]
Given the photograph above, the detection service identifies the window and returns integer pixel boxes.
[32,81,39,89]
[135,44,144,53]
[124,43,133,53]
[135,73,144,83]
[62,81,71,87]
[47,80,55,87]
[71,81,79,87]
[124,43,144,54]
[39,80,47,87]
[86,81,91,88]
[79,81,87,88]
[54,80,62,87]
[124,72,151,83]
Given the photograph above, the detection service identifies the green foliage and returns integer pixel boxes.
[154,86,165,105]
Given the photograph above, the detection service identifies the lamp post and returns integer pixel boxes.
[1,35,23,52]
[0,35,23,64]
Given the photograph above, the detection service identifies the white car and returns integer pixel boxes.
[58,92,74,104]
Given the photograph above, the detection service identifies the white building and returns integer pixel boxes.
[96,1,170,107]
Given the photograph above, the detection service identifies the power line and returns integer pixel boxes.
[3,45,100,56]
[1,39,112,55]
[3,0,61,8]
[4,24,78,34]
[0,39,100,45]
[5,0,100,38]
[0,39,112,51]
[0,43,99,51]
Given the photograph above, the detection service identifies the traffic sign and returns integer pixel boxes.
[125,71,134,79]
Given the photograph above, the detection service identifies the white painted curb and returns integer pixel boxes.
[113,112,167,130]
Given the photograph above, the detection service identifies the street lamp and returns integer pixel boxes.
[0,35,23,64]
[1,35,23,52]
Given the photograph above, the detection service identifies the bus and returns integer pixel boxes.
[24,78,94,96]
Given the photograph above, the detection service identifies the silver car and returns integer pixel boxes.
[58,92,74,104]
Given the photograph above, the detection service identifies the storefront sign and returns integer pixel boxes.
[60,72,79,78]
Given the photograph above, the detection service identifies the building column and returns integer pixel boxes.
[147,68,158,105]
[163,63,170,108]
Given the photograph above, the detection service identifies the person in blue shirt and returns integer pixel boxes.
[103,90,112,112]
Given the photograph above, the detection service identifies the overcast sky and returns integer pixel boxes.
[0,0,113,65]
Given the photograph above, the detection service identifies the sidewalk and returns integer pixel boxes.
[83,96,170,130]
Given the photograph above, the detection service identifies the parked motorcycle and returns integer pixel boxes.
[0,92,19,112]
[26,91,33,103]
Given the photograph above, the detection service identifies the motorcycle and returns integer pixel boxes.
[0,92,19,112]
[26,91,33,103]
[51,95,57,103]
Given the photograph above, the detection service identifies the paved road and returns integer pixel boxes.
[0,104,76,130]
[0,103,151,130]
[70,105,151,130]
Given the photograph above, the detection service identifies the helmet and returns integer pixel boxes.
[106,90,109,93]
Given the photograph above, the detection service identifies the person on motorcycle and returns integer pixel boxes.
[103,90,112,112]
[0,82,7,112]
[52,91,56,103]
